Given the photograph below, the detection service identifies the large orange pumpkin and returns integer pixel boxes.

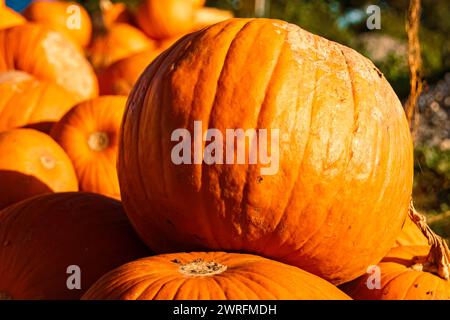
[82,252,351,300]
[0,192,150,300]
[0,71,76,133]
[0,128,78,210]
[88,23,154,70]
[118,19,414,284]
[341,246,450,300]
[51,96,127,199]
[0,0,26,30]
[0,23,98,102]
[98,49,163,95]
[135,0,195,40]
[24,0,92,48]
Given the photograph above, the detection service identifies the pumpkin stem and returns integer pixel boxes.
[178,258,227,277]
[87,132,110,152]
[0,292,12,300]
[409,200,450,280]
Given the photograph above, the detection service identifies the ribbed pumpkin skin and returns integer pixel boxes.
[0,128,78,210]
[82,252,351,300]
[136,0,195,40]
[0,24,98,103]
[24,1,92,48]
[51,96,127,199]
[118,19,414,285]
[0,192,150,300]
[341,246,450,300]
[394,216,429,247]
[0,71,76,133]
[0,2,25,30]
[98,49,163,95]
[88,23,154,70]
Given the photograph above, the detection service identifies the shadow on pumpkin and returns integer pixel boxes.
[0,170,53,210]
[24,122,55,134]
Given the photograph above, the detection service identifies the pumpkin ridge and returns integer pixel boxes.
[196,20,253,249]
[237,22,287,249]
[275,35,320,256]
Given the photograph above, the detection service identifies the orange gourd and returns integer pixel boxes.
[0,128,78,210]
[0,0,25,30]
[24,0,92,48]
[82,252,351,300]
[0,71,76,133]
[88,23,154,70]
[0,192,150,300]
[98,49,163,95]
[0,23,98,103]
[191,0,206,8]
[118,19,414,284]
[51,96,127,199]
[135,0,195,40]
[341,246,450,300]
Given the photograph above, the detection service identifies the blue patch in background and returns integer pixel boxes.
[6,0,33,12]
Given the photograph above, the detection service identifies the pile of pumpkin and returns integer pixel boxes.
[0,0,449,300]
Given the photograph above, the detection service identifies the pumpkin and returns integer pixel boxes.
[395,215,429,247]
[51,96,127,199]
[341,246,450,300]
[118,19,414,285]
[88,23,154,70]
[24,0,92,48]
[0,0,26,30]
[0,23,98,103]
[135,0,195,40]
[193,7,234,30]
[0,192,150,300]
[98,49,163,95]
[0,71,76,133]
[82,252,350,300]
[0,128,78,210]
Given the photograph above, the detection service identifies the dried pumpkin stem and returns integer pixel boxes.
[178,258,227,277]
[88,132,110,151]
[409,200,450,280]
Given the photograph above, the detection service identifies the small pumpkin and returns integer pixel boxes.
[395,215,429,247]
[0,0,25,30]
[0,128,78,210]
[98,49,163,95]
[51,96,127,199]
[191,0,206,8]
[193,7,234,30]
[88,23,154,70]
[341,246,450,300]
[82,252,351,300]
[0,23,98,103]
[135,0,195,40]
[24,0,92,48]
[0,71,76,133]
[0,192,150,300]
[118,19,414,284]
